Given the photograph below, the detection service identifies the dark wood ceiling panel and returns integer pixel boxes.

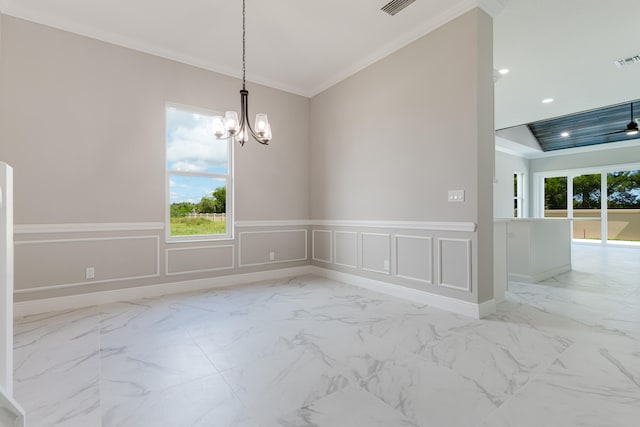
[527,100,640,152]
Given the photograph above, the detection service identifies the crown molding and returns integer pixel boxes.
[2,0,504,99]
[309,0,492,96]
[477,0,509,18]
[0,1,309,97]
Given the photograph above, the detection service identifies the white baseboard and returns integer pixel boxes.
[14,266,497,319]
[310,266,495,319]
[508,264,571,283]
[0,384,25,427]
[13,266,311,317]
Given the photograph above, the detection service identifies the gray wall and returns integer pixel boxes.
[530,145,640,174]
[0,16,310,301]
[309,9,495,305]
[1,10,496,309]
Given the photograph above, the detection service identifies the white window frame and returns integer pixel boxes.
[165,102,234,243]
[514,172,525,218]
[533,161,640,245]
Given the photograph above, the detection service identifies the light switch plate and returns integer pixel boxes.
[448,190,465,202]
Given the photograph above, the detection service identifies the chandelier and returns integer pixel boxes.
[212,0,272,146]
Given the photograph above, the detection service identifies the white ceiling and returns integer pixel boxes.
[1,0,639,129]
[494,0,640,129]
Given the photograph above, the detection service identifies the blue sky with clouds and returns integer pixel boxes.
[167,107,229,204]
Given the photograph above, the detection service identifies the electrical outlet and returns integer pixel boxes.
[86,267,95,279]
[269,251,275,261]
[383,259,389,271]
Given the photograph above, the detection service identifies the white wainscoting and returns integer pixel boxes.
[14,236,160,293]
[165,245,234,276]
[310,221,489,315]
[311,230,332,263]
[437,238,472,292]
[14,222,164,234]
[238,229,308,267]
[361,233,391,275]
[334,231,358,268]
[395,235,433,284]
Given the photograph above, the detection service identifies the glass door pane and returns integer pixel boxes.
[544,177,567,217]
[607,170,640,243]
[572,174,601,240]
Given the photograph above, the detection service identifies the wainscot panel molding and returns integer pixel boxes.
[311,230,332,263]
[14,222,164,234]
[238,229,308,267]
[309,220,476,232]
[235,220,311,228]
[14,236,160,293]
[437,238,472,292]
[13,267,312,317]
[165,245,234,276]
[333,231,358,268]
[361,233,391,275]
[235,219,477,232]
[310,266,495,319]
[394,235,433,284]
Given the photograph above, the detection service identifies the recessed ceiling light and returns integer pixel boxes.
[498,68,510,75]
[561,132,570,137]
[542,98,554,104]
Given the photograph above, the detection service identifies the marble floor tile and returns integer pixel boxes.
[13,307,101,427]
[361,355,498,427]
[479,339,640,427]
[12,244,640,427]
[277,384,419,427]
[220,347,356,423]
[102,373,256,427]
[420,320,572,405]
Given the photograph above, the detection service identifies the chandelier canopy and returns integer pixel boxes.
[212,0,272,146]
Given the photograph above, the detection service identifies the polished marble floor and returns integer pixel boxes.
[13,244,640,427]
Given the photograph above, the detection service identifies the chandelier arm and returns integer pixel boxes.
[240,89,270,145]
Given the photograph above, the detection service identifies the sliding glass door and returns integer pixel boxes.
[536,165,640,245]
[607,170,640,243]
[573,174,601,241]
[544,177,568,218]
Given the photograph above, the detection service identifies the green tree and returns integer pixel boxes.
[544,177,567,210]
[196,196,216,213]
[196,186,226,214]
[573,174,600,209]
[170,202,196,217]
[212,186,226,213]
[608,171,640,208]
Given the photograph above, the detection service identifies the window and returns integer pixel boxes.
[513,173,524,218]
[166,104,232,241]
[535,164,640,244]
[572,173,601,241]
[543,176,568,218]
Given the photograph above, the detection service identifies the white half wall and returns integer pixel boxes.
[0,163,13,396]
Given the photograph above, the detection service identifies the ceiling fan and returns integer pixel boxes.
[603,103,639,136]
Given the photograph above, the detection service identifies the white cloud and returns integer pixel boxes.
[167,114,228,173]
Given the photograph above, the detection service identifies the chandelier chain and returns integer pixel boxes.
[242,0,246,90]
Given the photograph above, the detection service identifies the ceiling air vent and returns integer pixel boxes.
[381,0,416,16]
[614,55,640,68]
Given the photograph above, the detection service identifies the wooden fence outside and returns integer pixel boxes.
[185,213,226,222]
